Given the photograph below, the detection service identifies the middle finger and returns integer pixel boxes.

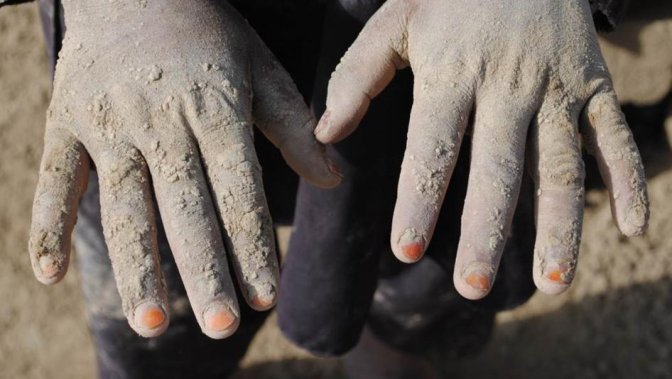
[141,114,240,339]
[453,93,536,300]
[186,87,279,311]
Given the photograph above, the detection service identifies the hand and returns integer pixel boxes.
[315,0,648,299]
[29,0,340,338]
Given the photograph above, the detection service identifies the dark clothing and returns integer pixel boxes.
[1,0,635,376]
[0,0,630,60]
[0,0,29,4]
[590,0,630,31]
[0,0,633,31]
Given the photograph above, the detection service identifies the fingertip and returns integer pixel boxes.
[249,293,277,312]
[315,132,338,145]
[617,203,649,237]
[306,156,343,189]
[133,302,169,338]
[313,110,331,140]
[534,261,573,295]
[454,267,493,301]
[245,284,277,311]
[35,272,66,286]
[536,281,571,296]
[313,108,358,144]
[619,222,648,238]
[534,275,572,296]
[393,229,426,263]
[609,164,649,237]
[33,255,67,285]
[325,158,344,180]
[203,305,240,339]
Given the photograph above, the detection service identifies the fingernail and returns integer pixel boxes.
[314,110,331,136]
[465,271,491,292]
[402,242,424,261]
[544,263,571,284]
[398,229,425,261]
[546,270,564,283]
[204,306,237,332]
[624,203,648,236]
[134,303,167,330]
[38,256,59,278]
[251,294,275,310]
[325,157,343,179]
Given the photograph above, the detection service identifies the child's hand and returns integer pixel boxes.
[29,0,340,339]
[316,0,648,299]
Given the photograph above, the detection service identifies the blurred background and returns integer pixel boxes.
[1,3,671,379]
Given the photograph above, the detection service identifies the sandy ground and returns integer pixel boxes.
[1,3,671,379]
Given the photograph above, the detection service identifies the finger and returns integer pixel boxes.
[141,125,239,339]
[453,96,534,300]
[29,128,89,285]
[186,87,280,312]
[315,0,410,143]
[250,33,342,189]
[530,100,585,295]
[390,77,473,263]
[96,148,169,337]
[582,86,649,236]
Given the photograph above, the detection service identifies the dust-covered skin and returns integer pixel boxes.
[316,0,649,300]
[28,0,341,339]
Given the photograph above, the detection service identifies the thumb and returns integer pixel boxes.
[316,0,411,143]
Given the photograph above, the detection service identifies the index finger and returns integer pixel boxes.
[249,29,342,189]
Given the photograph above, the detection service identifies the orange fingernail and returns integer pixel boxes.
[39,256,59,278]
[547,270,565,283]
[398,229,425,262]
[135,303,166,330]
[205,308,237,332]
[465,272,490,292]
[402,242,424,261]
[544,261,571,284]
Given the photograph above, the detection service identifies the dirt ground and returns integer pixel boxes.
[1,3,671,379]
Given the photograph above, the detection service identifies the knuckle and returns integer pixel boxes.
[98,152,145,189]
[539,151,585,188]
[487,149,523,186]
[213,141,260,175]
[145,140,198,184]
[586,74,614,99]
[415,58,475,95]
[188,85,250,130]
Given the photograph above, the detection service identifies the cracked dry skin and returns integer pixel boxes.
[28,0,340,339]
[315,0,649,300]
